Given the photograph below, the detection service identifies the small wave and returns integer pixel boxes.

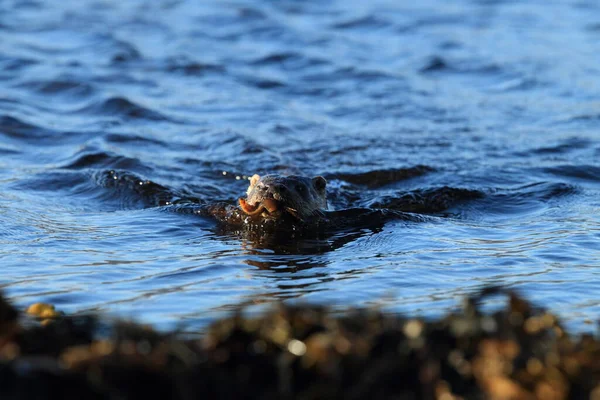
[10,170,90,193]
[250,51,328,71]
[567,114,600,123]
[586,23,600,32]
[335,66,393,82]
[0,115,49,139]
[490,77,546,92]
[78,97,169,121]
[103,133,166,147]
[94,170,175,209]
[0,57,38,76]
[14,78,95,98]
[237,6,268,20]
[328,166,435,189]
[0,145,20,155]
[163,55,225,76]
[420,56,449,73]
[301,66,396,86]
[0,114,94,146]
[240,75,286,90]
[553,113,600,129]
[530,138,592,155]
[544,165,600,183]
[368,187,484,214]
[109,39,142,64]
[167,61,224,76]
[61,149,149,172]
[10,169,174,211]
[5,169,152,213]
[399,14,468,32]
[332,15,392,30]
[484,182,577,215]
[188,130,285,171]
[419,56,502,76]
[251,52,300,65]
[515,182,577,199]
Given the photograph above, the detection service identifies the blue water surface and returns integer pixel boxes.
[1,0,599,332]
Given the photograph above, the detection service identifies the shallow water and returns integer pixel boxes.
[1,0,599,332]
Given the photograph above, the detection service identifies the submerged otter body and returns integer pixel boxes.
[99,169,480,236]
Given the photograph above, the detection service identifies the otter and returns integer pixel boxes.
[98,169,481,236]
[238,174,327,221]
[204,173,425,233]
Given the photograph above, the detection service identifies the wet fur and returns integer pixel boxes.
[243,174,327,221]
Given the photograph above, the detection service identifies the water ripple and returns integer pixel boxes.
[0,0,599,333]
[77,97,170,121]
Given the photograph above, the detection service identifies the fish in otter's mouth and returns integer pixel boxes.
[238,197,281,216]
[239,196,304,221]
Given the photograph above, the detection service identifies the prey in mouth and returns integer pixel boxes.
[238,174,327,222]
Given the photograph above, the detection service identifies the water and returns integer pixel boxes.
[1,0,599,332]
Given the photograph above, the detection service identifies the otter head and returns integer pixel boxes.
[239,174,327,221]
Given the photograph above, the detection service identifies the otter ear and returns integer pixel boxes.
[312,176,327,191]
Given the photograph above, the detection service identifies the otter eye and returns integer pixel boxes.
[295,184,305,193]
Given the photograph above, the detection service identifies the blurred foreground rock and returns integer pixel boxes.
[0,287,599,400]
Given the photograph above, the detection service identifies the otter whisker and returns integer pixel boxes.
[285,207,304,222]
